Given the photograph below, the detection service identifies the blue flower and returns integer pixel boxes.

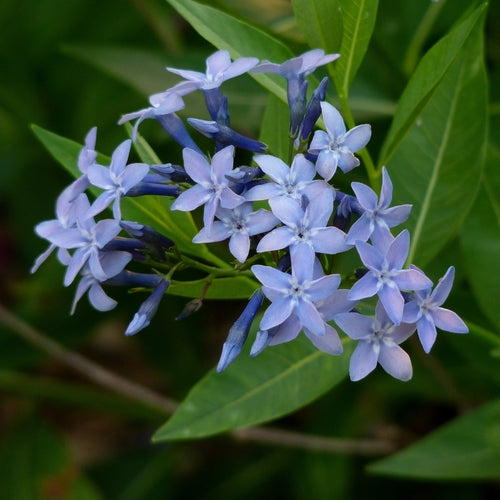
[31,191,89,273]
[244,153,328,202]
[126,278,169,336]
[118,91,185,141]
[187,118,267,153]
[309,102,371,180]
[251,246,341,337]
[252,49,339,137]
[41,195,131,285]
[167,49,259,93]
[217,289,264,372]
[171,146,245,235]
[257,189,350,261]
[86,139,150,220]
[70,250,132,314]
[193,202,278,263]
[334,301,416,381]
[348,230,433,325]
[251,288,357,357]
[403,266,468,353]
[252,49,339,80]
[346,167,412,248]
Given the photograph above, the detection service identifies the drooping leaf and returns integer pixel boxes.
[332,0,378,96]
[379,3,487,166]
[460,145,500,331]
[291,0,342,55]
[368,399,500,480]
[153,335,352,441]
[385,5,488,266]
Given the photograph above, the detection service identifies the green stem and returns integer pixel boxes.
[337,92,379,189]
[466,320,500,349]
[180,254,253,278]
[402,0,446,77]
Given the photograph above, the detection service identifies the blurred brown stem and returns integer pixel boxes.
[0,303,396,456]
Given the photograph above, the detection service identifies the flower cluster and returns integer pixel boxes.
[33,49,468,381]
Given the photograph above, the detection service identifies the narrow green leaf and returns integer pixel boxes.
[153,336,352,442]
[332,0,378,95]
[461,145,500,331]
[169,276,257,300]
[163,0,291,102]
[291,0,342,54]
[385,6,488,266]
[259,94,290,161]
[368,399,500,480]
[379,3,487,166]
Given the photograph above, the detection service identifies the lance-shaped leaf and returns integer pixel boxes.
[153,336,352,441]
[384,5,488,266]
[461,145,500,331]
[291,0,342,55]
[379,3,487,166]
[368,399,500,480]
[332,0,378,96]
[259,94,290,162]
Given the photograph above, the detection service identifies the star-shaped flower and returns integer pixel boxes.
[403,266,468,353]
[348,230,432,325]
[309,102,371,180]
[171,146,245,235]
[193,202,278,263]
[118,91,185,141]
[252,246,341,337]
[257,190,350,261]
[346,167,412,248]
[335,301,416,381]
[86,139,150,220]
[167,49,258,93]
[244,153,327,202]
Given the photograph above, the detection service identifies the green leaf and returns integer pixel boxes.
[368,399,500,480]
[461,145,500,331]
[0,417,102,500]
[332,0,378,95]
[379,3,487,166]
[153,335,352,441]
[163,0,292,103]
[291,0,342,54]
[385,5,488,266]
[259,93,290,161]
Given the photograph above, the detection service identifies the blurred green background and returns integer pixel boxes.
[1,0,499,498]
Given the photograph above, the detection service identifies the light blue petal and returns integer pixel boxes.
[430,266,455,306]
[334,312,373,339]
[229,231,250,263]
[305,323,343,355]
[432,308,469,334]
[256,226,293,253]
[378,285,404,325]
[348,273,379,301]
[349,341,378,381]
[351,182,377,211]
[378,344,412,381]
[320,101,346,138]
[252,265,291,292]
[342,124,371,152]
[260,297,294,330]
